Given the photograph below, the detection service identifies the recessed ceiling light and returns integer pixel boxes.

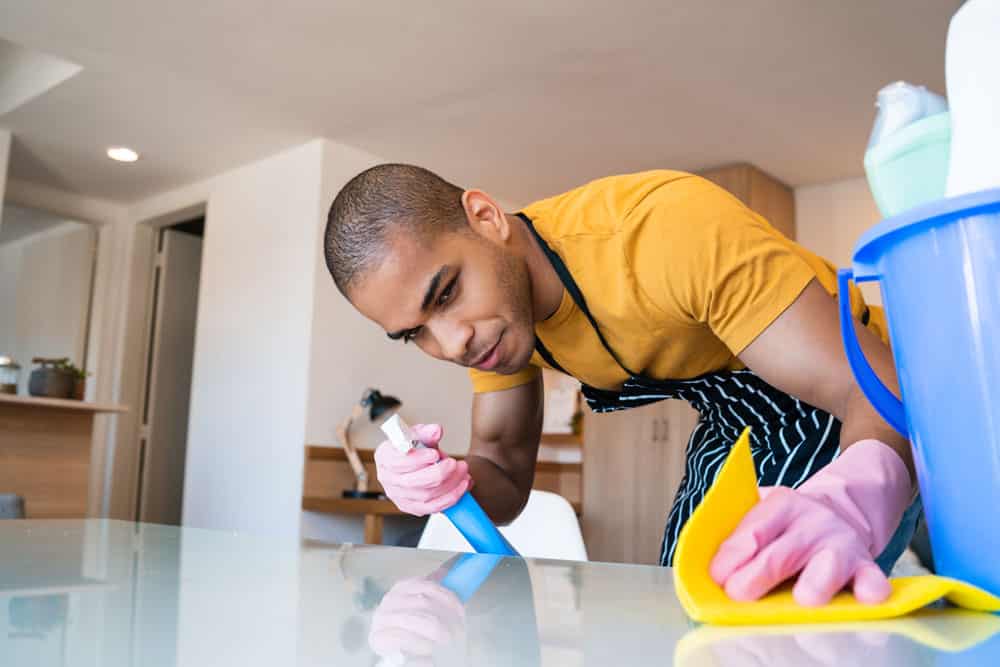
[106,146,139,162]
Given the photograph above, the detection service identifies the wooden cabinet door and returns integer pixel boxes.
[698,163,797,240]
[582,399,698,565]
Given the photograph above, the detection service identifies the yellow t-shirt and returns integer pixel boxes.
[469,170,886,393]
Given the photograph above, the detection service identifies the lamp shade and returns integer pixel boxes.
[361,389,401,421]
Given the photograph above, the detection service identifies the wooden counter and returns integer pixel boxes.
[0,394,127,518]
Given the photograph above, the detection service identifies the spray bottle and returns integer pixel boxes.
[380,415,519,556]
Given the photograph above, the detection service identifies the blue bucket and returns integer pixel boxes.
[838,187,1000,596]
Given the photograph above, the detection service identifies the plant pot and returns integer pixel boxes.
[72,377,86,401]
[28,368,75,399]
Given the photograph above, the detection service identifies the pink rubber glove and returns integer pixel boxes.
[373,423,472,516]
[710,439,912,606]
[368,576,466,664]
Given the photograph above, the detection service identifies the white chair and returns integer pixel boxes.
[417,490,588,561]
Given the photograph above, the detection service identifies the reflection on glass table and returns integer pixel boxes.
[2,519,999,666]
[674,609,1000,666]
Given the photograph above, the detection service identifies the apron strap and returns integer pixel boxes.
[533,334,568,375]
[517,212,639,378]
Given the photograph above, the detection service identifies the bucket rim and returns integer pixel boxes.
[853,187,1000,274]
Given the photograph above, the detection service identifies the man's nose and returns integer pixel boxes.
[427,317,474,363]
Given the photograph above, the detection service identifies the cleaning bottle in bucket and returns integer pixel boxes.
[381,414,519,556]
[863,81,950,218]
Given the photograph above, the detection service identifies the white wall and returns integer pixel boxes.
[173,140,326,541]
[0,222,96,385]
[0,240,17,355]
[0,129,9,225]
[795,176,884,306]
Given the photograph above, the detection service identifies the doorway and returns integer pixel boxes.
[134,217,204,524]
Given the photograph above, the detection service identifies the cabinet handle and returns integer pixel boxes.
[652,418,667,443]
[651,418,669,443]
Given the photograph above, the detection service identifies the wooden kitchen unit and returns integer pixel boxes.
[582,400,699,565]
[0,394,127,518]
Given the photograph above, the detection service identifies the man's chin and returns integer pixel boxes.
[495,349,535,375]
[457,353,530,375]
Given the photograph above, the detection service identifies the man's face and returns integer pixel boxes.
[347,228,536,374]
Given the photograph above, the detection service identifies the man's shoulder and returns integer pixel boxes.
[520,169,698,239]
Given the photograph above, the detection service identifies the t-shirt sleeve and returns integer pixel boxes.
[626,175,816,356]
[468,364,541,394]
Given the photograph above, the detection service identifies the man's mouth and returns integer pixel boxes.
[472,334,503,371]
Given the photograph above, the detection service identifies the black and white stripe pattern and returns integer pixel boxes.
[583,368,841,566]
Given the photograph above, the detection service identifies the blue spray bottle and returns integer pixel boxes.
[380,415,519,557]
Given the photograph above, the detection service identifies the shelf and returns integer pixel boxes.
[302,496,405,516]
[540,433,582,447]
[0,394,128,414]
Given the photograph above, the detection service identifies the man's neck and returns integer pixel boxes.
[507,213,563,322]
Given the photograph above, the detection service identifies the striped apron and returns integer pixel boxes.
[519,213,918,569]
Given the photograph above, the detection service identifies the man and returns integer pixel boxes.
[325,164,917,606]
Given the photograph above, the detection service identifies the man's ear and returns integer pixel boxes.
[461,189,510,243]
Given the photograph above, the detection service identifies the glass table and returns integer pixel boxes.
[1,520,998,665]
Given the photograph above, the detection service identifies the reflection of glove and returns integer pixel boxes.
[369,577,466,664]
[374,424,472,516]
[710,440,912,606]
[706,630,892,666]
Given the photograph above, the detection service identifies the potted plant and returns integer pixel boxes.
[58,360,90,400]
[28,358,89,400]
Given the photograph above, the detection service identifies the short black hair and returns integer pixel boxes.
[324,163,466,294]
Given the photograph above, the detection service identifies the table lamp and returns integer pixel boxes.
[338,388,401,499]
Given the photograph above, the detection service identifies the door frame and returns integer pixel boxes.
[114,203,207,523]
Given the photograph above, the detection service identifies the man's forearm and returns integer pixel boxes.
[839,384,916,486]
[465,454,531,525]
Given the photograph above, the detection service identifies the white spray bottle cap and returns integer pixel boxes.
[381,414,420,454]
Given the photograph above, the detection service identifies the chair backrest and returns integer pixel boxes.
[0,494,25,519]
[417,490,588,561]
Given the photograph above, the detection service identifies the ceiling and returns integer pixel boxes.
[0,1,960,205]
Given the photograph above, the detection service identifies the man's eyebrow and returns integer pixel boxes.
[420,266,449,312]
[385,266,450,340]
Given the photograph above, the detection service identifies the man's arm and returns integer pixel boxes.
[738,279,914,482]
[466,376,544,525]
[711,278,915,606]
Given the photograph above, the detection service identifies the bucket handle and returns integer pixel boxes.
[837,269,908,437]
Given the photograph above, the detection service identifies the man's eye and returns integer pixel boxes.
[437,279,456,306]
[403,327,421,344]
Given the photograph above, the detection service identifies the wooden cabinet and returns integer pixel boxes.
[698,163,797,240]
[582,400,698,564]
[0,394,128,518]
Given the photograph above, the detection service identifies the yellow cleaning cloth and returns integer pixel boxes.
[672,428,1000,625]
